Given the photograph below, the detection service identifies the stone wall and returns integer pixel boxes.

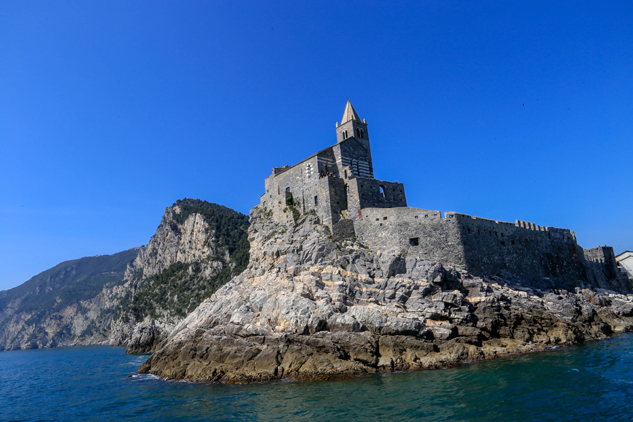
[584,246,629,292]
[354,207,466,266]
[261,152,350,228]
[453,213,585,284]
[347,178,407,214]
[353,207,629,292]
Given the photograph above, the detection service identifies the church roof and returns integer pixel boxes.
[341,101,361,124]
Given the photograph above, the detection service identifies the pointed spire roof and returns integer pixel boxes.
[341,101,362,124]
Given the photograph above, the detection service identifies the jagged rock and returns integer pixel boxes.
[138,206,633,383]
[126,318,168,354]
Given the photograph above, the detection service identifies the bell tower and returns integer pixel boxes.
[336,101,370,151]
[333,101,374,180]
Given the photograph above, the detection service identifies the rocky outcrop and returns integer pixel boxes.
[139,206,633,382]
[126,318,168,354]
[109,199,249,352]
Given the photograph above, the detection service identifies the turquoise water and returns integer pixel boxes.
[2,334,633,421]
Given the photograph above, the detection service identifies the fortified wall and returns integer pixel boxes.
[260,102,629,292]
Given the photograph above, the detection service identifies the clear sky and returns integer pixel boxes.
[1,1,632,291]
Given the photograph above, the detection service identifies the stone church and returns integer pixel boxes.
[260,102,629,292]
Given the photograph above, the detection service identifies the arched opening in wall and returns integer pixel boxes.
[344,170,347,178]
[314,196,319,206]
[342,130,348,139]
[285,187,293,206]
[379,185,385,198]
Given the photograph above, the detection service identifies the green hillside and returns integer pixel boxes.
[0,249,139,324]
[127,199,250,319]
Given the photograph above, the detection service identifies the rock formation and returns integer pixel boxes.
[0,199,249,352]
[110,199,249,352]
[139,205,633,382]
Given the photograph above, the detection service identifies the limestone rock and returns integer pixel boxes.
[138,206,633,383]
[126,318,168,354]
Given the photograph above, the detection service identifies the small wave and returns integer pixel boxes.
[129,373,159,380]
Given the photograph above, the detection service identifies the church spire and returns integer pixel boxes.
[341,101,362,124]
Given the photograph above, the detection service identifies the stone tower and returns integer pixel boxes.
[335,101,373,178]
[337,101,370,149]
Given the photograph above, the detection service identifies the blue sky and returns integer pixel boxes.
[1,1,632,290]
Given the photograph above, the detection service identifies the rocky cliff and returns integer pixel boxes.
[109,199,249,352]
[0,199,249,352]
[139,205,633,382]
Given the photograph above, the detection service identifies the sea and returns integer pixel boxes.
[2,334,633,421]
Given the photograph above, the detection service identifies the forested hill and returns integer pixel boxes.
[0,249,139,350]
[0,249,139,319]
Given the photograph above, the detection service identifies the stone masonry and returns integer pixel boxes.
[260,102,629,292]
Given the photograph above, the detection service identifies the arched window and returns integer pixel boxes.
[342,130,348,139]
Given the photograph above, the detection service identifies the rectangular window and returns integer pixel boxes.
[409,238,419,246]
[314,196,319,206]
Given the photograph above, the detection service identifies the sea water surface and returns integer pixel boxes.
[2,334,633,421]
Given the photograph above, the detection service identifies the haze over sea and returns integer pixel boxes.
[1,334,632,421]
